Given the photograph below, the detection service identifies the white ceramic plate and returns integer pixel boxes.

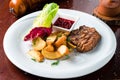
[3,9,116,79]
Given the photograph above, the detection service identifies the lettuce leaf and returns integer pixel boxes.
[32,3,59,28]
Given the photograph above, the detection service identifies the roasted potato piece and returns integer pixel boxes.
[67,42,76,49]
[28,31,73,61]
[63,31,70,36]
[42,49,64,60]
[57,45,70,55]
[54,35,67,47]
[28,50,44,62]
[46,34,57,45]
[32,37,46,51]
[44,45,54,52]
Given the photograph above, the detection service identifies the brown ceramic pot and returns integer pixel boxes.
[97,0,120,17]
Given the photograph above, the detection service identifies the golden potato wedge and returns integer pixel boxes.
[41,49,64,60]
[57,45,70,55]
[44,45,54,52]
[63,31,70,36]
[54,35,67,47]
[46,34,57,45]
[32,37,46,50]
[67,42,76,49]
[28,50,44,62]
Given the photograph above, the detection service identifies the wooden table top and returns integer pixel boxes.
[0,0,120,80]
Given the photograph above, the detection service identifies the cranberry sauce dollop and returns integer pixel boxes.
[54,17,74,29]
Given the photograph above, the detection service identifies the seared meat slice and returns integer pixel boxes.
[69,25,101,52]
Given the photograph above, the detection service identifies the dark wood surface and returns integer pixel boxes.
[0,0,120,80]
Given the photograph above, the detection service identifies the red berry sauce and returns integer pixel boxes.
[54,17,74,29]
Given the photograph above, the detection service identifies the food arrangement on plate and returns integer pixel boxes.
[3,1,117,78]
[24,3,101,63]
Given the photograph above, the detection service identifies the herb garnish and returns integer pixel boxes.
[31,58,36,62]
[51,60,60,66]
[63,55,70,60]
[67,37,70,42]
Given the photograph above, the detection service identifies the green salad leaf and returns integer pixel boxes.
[32,3,59,28]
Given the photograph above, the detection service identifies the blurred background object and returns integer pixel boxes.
[93,0,120,25]
[9,0,73,17]
[9,0,47,17]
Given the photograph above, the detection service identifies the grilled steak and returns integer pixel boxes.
[69,25,101,52]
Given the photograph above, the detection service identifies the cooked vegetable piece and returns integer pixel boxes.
[63,31,70,36]
[28,50,44,62]
[46,33,57,45]
[57,45,70,55]
[27,31,73,62]
[41,48,64,60]
[32,37,46,50]
[67,42,76,49]
[54,35,67,47]
[44,45,54,52]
